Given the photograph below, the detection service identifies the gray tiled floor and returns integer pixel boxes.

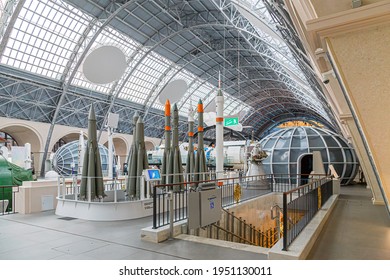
[307,184,390,260]
[0,209,267,260]
[1,184,389,260]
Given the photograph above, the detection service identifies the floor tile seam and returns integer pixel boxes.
[7,248,67,260]
[0,236,85,254]
[71,234,191,260]
[47,253,72,260]
[51,242,111,256]
[0,242,45,256]
[120,247,185,259]
[1,216,191,260]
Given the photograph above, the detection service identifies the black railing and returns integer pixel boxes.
[153,186,188,229]
[271,174,326,193]
[320,179,333,206]
[221,175,272,207]
[282,176,333,250]
[152,174,273,229]
[0,185,18,215]
[152,173,331,230]
[206,209,280,248]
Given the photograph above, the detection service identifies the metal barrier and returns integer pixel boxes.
[271,174,327,192]
[56,175,160,202]
[0,185,18,215]
[282,176,333,250]
[56,173,315,203]
[58,176,126,200]
[153,186,188,229]
[205,209,280,248]
[152,173,272,229]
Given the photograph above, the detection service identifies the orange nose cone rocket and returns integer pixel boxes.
[165,99,171,116]
[165,99,171,131]
[197,99,204,113]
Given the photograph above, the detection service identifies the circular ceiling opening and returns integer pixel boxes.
[158,79,187,104]
[83,46,127,84]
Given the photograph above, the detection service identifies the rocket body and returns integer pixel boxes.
[216,83,224,179]
[24,143,32,170]
[78,131,85,175]
[135,116,148,198]
[186,104,195,180]
[126,113,149,199]
[161,100,171,185]
[126,112,139,197]
[168,103,184,191]
[80,104,105,200]
[194,99,207,182]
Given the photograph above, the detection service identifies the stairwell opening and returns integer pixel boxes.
[189,193,285,249]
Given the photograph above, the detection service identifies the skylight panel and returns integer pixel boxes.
[120,53,171,103]
[1,0,90,80]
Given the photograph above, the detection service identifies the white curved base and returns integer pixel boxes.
[246,162,266,177]
[55,197,154,221]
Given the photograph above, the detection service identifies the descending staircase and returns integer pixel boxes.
[196,208,281,248]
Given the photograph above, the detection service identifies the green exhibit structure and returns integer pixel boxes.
[0,154,33,212]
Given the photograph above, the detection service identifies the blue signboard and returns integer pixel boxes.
[145,169,161,181]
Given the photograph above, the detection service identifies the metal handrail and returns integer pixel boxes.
[282,175,333,250]
[152,174,272,228]
[220,208,281,248]
[282,175,329,195]
[222,208,270,240]
[212,223,255,245]
[151,173,327,229]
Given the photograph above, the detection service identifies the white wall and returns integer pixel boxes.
[0,117,160,175]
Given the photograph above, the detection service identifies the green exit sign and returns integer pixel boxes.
[224,117,239,127]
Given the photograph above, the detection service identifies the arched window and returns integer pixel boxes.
[0,131,18,150]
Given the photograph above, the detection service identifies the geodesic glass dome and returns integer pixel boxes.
[52,140,109,176]
[259,127,359,185]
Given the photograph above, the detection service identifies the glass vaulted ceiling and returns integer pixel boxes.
[0,0,250,118]
[0,0,336,138]
[235,0,329,118]
[1,0,89,79]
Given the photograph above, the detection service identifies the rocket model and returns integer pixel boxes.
[168,103,184,191]
[126,112,139,197]
[161,99,171,185]
[135,116,149,198]
[77,130,85,175]
[215,71,224,179]
[24,143,32,170]
[186,102,195,180]
[194,99,207,182]
[80,104,105,201]
[126,112,149,199]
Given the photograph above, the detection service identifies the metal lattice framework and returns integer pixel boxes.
[0,0,338,177]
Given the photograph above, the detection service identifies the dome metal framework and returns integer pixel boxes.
[52,140,110,176]
[0,0,338,177]
[259,127,359,185]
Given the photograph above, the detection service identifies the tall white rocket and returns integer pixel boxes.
[24,143,32,170]
[215,71,224,178]
[186,101,195,178]
[78,130,85,175]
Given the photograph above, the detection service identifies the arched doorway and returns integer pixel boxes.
[0,125,42,175]
[145,141,155,151]
[298,153,313,185]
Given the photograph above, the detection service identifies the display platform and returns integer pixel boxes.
[56,190,154,221]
